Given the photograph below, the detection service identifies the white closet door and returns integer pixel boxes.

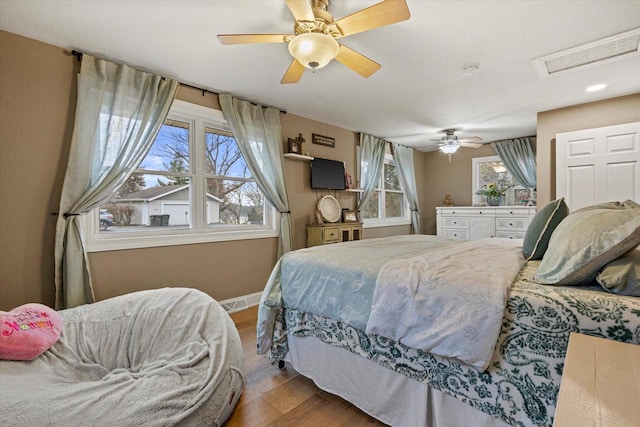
[556,122,640,211]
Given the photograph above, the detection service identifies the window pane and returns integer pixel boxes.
[478,161,515,189]
[100,177,191,232]
[385,192,404,218]
[139,120,190,172]
[384,163,401,191]
[360,191,379,219]
[204,127,248,179]
[206,178,264,226]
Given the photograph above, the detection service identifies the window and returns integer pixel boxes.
[472,155,532,206]
[359,154,410,227]
[87,100,277,251]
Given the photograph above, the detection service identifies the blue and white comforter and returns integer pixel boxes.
[367,238,525,370]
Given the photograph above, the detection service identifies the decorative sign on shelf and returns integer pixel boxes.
[312,133,335,148]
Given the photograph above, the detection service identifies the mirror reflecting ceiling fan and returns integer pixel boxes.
[217,0,410,84]
[432,129,483,154]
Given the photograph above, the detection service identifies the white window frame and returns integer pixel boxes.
[360,153,411,229]
[85,100,278,252]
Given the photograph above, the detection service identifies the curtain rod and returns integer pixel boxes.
[69,50,286,114]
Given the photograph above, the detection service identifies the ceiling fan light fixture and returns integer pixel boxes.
[439,143,460,154]
[288,32,339,70]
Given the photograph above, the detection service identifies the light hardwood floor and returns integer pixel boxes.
[225,306,387,426]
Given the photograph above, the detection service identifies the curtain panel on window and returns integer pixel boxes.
[392,143,421,234]
[356,134,386,212]
[219,94,292,257]
[54,54,178,309]
[491,137,537,189]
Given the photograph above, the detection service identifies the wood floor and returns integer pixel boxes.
[225,306,387,427]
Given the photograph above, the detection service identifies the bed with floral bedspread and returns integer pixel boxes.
[257,235,640,427]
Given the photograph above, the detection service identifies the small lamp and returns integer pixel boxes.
[288,32,339,70]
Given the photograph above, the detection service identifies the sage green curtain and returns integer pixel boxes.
[219,94,292,257]
[356,133,387,212]
[491,137,537,189]
[54,54,178,309]
[392,143,421,234]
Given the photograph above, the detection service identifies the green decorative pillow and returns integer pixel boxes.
[597,248,640,296]
[522,198,569,260]
[533,208,640,285]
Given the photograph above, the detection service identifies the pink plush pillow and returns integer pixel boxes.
[0,303,63,360]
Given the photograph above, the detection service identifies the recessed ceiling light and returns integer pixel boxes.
[587,84,607,92]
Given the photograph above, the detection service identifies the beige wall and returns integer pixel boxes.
[0,31,421,310]
[0,31,76,309]
[536,93,640,207]
[422,144,498,235]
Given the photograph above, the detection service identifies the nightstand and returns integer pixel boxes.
[553,332,640,427]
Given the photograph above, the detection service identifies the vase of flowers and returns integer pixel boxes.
[476,182,511,206]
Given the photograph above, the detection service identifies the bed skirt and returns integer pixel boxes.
[287,334,509,427]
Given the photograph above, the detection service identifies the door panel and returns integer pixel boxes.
[556,122,640,210]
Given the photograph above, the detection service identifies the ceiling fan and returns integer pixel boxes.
[217,0,410,84]
[432,129,483,154]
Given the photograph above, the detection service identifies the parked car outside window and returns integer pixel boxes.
[99,209,114,231]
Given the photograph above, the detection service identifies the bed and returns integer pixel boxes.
[257,228,640,426]
[0,288,244,427]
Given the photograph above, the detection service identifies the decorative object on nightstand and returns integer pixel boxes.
[317,195,341,223]
[342,209,358,223]
[288,133,305,154]
[442,194,454,206]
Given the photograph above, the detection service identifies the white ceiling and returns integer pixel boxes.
[2,0,639,151]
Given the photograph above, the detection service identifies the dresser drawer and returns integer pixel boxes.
[442,216,468,229]
[495,217,529,231]
[495,231,525,239]
[443,229,468,240]
[323,227,341,243]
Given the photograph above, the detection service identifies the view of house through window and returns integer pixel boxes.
[360,156,406,221]
[97,103,267,235]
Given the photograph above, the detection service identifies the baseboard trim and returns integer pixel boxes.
[219,291,262,313]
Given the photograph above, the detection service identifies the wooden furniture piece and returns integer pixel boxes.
[436,206,536,240]
[553,333,640,427]
[556,122,640,211]
[307,222,362,247]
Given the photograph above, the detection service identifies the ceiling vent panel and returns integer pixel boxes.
[532,27,640,79]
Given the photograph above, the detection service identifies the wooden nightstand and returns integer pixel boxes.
[553,332,640,427]
[307,223,362,247]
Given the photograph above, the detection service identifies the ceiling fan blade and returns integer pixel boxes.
[285,0,315,22]
[458,136,483,143]
[281,59,305,84]
[334,0,410,38]
[217,34,290,45]
[335,44,381,78]
[460,141,483,148]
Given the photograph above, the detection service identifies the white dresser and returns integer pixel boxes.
[436,206,536,240]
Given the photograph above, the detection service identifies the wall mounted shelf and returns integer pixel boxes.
[284,153,314,161]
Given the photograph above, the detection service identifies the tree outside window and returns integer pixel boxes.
[360,155,406,222]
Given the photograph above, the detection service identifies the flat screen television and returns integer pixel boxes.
[310,157,346,190]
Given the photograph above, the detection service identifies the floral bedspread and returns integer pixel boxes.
[266,261,640,427]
